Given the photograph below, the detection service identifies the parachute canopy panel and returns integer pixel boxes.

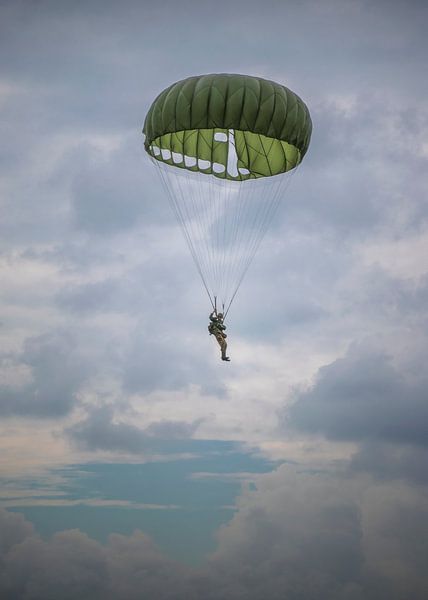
[143,73,312,181]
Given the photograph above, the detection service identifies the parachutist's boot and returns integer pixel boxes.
[222,355,231,362]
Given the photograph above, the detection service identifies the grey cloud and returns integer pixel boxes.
[3,530,108,600]
[56,279,120,315]
[208,464,428,600]
[52,255,229,395]
[392,274,428,316]
[0,508,199,600]
[290,96,428,240]
[208,466,365,599]
[121,316,226,396]
[67,405,153,454]
[0,3,155,129]
[349,442,428,486]
[22,241,123,273]
[145,418,204,440]
[230,230,345,340]
[69,143,168,236]
[122,334,193,395]
[0,332,88,417]
[54,238,191,317]
[285,344,428,446]
[0,509,34,558]
[67,405,204,454]
[346,268,422,316]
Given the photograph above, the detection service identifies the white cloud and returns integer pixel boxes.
[359,231,428,280]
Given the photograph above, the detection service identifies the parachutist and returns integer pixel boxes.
[208,311,230,362]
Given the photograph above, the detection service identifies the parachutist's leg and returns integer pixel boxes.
[213,331,230,361]
[215,332,223,355]
[219,334,230,362]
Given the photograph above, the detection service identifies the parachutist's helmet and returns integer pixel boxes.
[217,313,224,319]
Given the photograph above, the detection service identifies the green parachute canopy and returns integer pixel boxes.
[143,73,312,180]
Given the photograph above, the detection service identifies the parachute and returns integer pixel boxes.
[143,73,312,316]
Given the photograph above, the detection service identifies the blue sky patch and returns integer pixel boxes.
[5,440,279,564]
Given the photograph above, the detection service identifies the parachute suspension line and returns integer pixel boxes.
[218,133,281,317]
[199,157,224,302]
[223,165,299,320]
[204,163,222,299]
[151,149,299,319]
[216,173,233,305]
[185,166,219,310]
[237,168,297,311]
[232,178,280,293]
[152,157,215,310]
[227,162,274,299]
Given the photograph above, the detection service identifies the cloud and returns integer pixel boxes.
[208,464,428,600]
[0,332,88,417]
[67,405,204,455]
[209,465,366,600]
[349,443,428,485]
[67,405,152,454]
[69,140,169,236]
[0,508,196,600]
[55,279,119,314]
[145,417,204,439]
[0,517,185,600]
[121,316,227,396]
[0,509,34,558]
[285,343,428,446]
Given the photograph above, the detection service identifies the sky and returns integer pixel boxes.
[1,0,428,598]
